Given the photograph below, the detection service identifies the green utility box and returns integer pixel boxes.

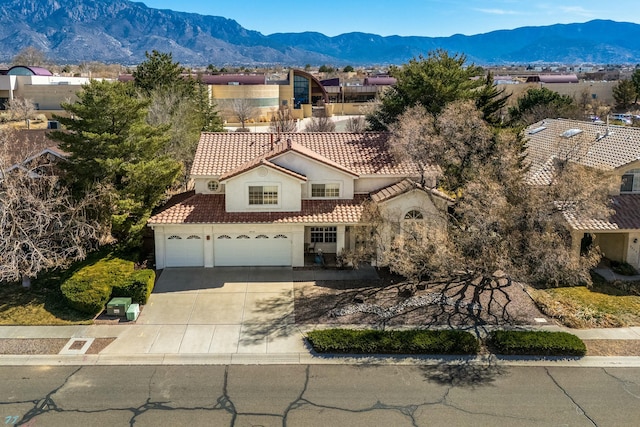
[126,303,140,321]
[107,297,131,317]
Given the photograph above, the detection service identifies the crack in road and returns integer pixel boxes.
[17,366,83,425]
[545,367,597,426]
[602,368,640,399]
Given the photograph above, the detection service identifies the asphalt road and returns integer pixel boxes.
[1,363,639,426]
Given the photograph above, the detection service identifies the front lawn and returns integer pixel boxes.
[0,282,94,325]
[0,248,148,325]
[529,280,640,328]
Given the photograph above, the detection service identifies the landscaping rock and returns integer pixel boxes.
[353,293,366,303]
[417,282,427,291]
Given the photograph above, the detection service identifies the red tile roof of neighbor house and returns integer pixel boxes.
[148,194,368,225]
[524,119,640,185]
[563,194,640,231]
[192,132,428,178]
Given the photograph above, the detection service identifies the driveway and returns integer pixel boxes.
[101,267,305,355]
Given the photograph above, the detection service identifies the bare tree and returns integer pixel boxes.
[4,98,36,128]
[0,130,102,287]
[12,47,48,67]
[304,111,336,132]
[269,105,298,133]
[345,116,366,133]
[225,98,258,129]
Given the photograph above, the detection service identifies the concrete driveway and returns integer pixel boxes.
[101,267,305,356]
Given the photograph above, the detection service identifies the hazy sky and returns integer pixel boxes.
[141,0,639,37]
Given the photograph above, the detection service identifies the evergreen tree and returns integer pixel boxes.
[367,50,496,130]
[51,80,181,247]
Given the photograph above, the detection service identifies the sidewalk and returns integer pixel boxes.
[2,324,640,367]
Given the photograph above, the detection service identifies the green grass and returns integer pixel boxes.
[530,279,640,328]
[0,248,142,325]
[0,282,95,325]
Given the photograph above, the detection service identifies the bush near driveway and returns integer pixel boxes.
[60,255,155,315]
[306,329,479,355]
[488,330,586,356]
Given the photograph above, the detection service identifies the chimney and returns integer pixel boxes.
[286,138,292,149]
[270,134,273,150]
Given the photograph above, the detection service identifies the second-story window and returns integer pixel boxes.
[621,169,640,193]
[249,185,278,205]
[311,183,340,198]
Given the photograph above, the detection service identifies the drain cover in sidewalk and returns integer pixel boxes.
[59,338,95,355]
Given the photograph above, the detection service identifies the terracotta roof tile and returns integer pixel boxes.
[564,194,640,231]
[524,119,640,184]
[192,132,427,178]
[370,178,454,203]
[149,193,368,225]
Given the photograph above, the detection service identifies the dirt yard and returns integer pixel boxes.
[294,270,549,328]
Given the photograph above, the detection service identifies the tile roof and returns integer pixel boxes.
[370,178,454,203]
[564,194,640,231]
[149,194,368,225]
[220,158,307,182]
[524,119,640,184]
[192,132,427,178]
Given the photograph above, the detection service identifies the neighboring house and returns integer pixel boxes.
[524,118,640,270]
[0,129,66,178]
[148,132,452,268]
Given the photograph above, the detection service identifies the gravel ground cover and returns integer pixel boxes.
[0,338,115,355]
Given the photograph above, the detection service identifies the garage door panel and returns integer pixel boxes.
[215,234,291,266]
[165,234,204,267]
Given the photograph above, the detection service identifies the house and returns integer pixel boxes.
[524,119,640,270]
[148,132,452,269]
[0,129,66,178]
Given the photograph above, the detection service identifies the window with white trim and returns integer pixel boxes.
[249,185,278,205]
[621,169,640,193]
[310,226,337,243]
[207,180,220,192]
[311,183,340,198]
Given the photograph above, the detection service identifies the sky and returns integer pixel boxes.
[140,0,640,37]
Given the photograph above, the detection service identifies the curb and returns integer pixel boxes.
[2,353,640,367]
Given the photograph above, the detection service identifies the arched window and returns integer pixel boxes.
[187,235,201,240]
[168,235,182,240]
[237,235,250,239]
[274,234,288,239]
[217,235,231,239]
[255,235,269,239]
[404,210,424,220]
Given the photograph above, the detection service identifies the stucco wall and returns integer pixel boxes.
[499,81,617,106]
[595,232,627,262]
[273,152,355,199]
[223,165,302,212]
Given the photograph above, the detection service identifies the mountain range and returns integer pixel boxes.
[2,0,640,66]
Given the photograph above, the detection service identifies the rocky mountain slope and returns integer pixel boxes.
[2,0,639,65]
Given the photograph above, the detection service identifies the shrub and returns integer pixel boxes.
[60,276,112,315]
[112,269,155,304]
[307,329,479,355]
[61,254,155,314]
[610,260,638,276]
[488,330,586,356]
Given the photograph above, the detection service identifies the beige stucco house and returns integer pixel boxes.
[524,118,640,270]
[148,132,451,268]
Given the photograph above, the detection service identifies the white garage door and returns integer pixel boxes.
[214,234,291,266]
[165,234,204,267]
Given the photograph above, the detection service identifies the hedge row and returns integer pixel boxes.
[61,255,155,315]
[306,329,587,357]
[488,330,586,356]
[306,329,479,355]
